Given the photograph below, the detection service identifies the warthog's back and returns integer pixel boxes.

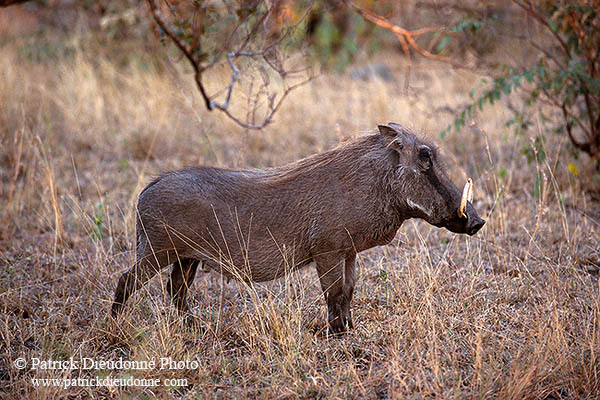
[135,135,395,281]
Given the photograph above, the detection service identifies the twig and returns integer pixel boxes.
[344,0,454,65]
[146,0,315,130]
[561,104,592,154]
[512,0,571,60]
[147,0,212,110]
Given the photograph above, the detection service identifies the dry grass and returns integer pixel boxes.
[1,31,600,399]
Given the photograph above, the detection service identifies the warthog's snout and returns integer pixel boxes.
[449,178,485,236]
[466,214,485,236]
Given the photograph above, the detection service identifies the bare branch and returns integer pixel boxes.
[216,72,317,130]
[146,0,315,130]
[512,0,572,60]
[562,104,592,154]
[147,0,213,110]
[344,0,455,65]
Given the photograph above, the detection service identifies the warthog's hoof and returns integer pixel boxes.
[327,315,354,336]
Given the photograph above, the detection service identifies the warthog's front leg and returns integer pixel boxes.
[315,253,356,334]
[342,254,356,328]
[167,258,200,315]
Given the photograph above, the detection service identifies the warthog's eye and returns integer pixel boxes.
[417,146,432,170]
[419,147,431,162]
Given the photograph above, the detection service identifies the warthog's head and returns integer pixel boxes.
[379,123,485,236]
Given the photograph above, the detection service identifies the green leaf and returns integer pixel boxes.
[524,69,534,82]
[497,168,507,180]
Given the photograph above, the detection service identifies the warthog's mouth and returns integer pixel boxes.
[440,213,485,236]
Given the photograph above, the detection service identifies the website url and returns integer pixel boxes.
[31,376,188,389]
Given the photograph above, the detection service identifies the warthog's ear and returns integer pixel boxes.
[387,122,405,131]
[378,124,398,138]
[378,123,406,150]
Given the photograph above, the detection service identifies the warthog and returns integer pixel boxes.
[112,123,485,333]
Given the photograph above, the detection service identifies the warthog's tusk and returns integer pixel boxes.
[467,179,473,203]
[458,178,473,218]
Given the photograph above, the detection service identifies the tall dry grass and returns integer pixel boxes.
[1,32,599,399]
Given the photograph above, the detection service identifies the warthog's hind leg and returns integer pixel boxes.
[111,252,171,317]
[167,258,200,315]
